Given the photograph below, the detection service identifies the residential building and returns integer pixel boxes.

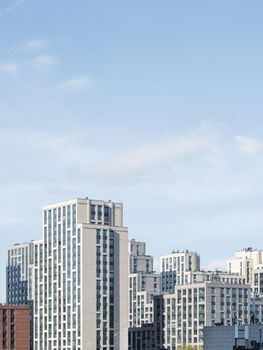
[160,250,200,293]
[189,270,246,285]
[251,296,263,324]
[163,282,251,350]
[128,295,166,350]
[6,242,35,350]
[129,240,161,328]
[252,265,263,297]
[33,197,128,350]
[6,242,34,305]
[228,247,263,285]
[0,304,31,350]
[129,240,153,274]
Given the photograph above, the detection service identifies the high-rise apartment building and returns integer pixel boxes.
[160,250,200,293]
[6,242,37,350]
[129,240,153,274]
[128,240,161,328]
[228,247,263,285]
[6,242,34,305]
[163,281,251,350]
[252,265,263,297]
[32,198,128,350]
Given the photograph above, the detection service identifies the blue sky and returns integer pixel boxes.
[1,0,263,300]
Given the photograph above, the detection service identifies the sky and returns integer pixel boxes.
[0,0,263,301]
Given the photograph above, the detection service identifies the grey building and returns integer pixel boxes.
[204,324,263,350]
[129,240,153,274]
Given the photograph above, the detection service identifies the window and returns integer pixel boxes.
[91,205,96,221]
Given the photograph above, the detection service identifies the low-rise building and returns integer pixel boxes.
[203,324,263,350]
[0,305,31,350]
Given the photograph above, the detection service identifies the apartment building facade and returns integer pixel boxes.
[163,282,251,350]
[6,242,34,306]
[32,197,128,350]
[128,240,161,329]
[228,248,263,285]
[160,251,200,293]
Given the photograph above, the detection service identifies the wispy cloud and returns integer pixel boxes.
[0,126,213,188]
[98,132,212,177]
[32,54,59,70]
[23,39,49,51]
[51,76,91,93]
[0,0,28,15]
[1,125,263,269]
[0,62,18,76]
[235,135,263,156]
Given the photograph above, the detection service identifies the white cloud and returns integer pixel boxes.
[51,76,91,93]
[32,54,59,70]
[97,131,213,177]
[0,127,213,189]
[0,62,18,76]
[23,39,49,51]
[1,124,263,295]
[235,135,263,156]
[0,0,28,14]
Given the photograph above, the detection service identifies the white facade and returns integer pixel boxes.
[228,248,263,285]
[252,265,263,297]
[163,282,251,350]
[160,250,200,292]
[33,198,128,350]
[189,270,246,285]
[128,239,161,328]
[129,273,161,327]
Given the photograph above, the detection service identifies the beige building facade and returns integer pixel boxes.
[33,198,128,350]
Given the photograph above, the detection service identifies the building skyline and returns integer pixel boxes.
[4,196,263,350]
